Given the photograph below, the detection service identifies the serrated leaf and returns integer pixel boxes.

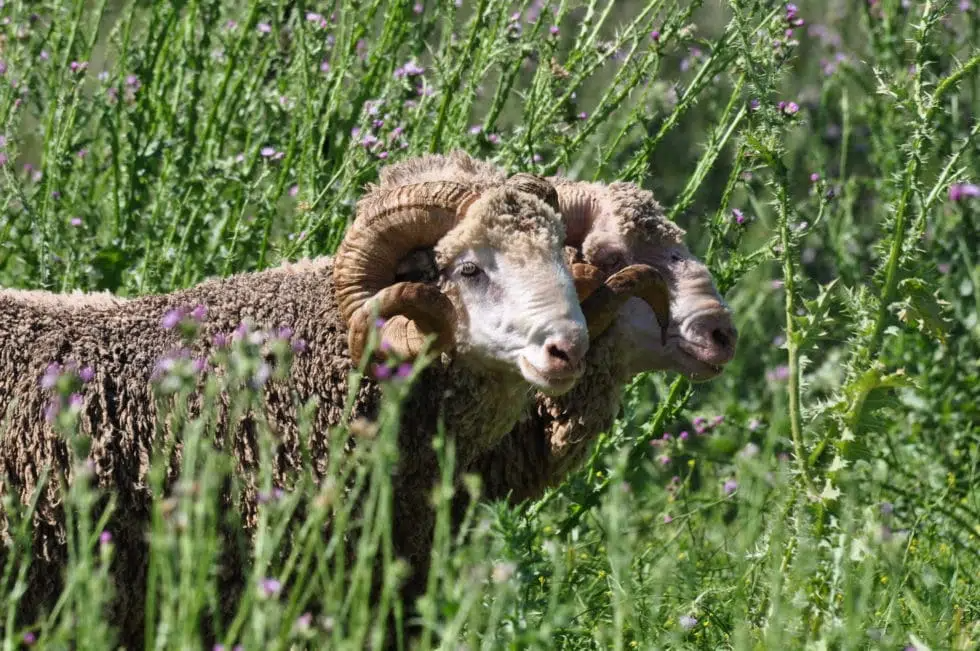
[843,367,916,437]
[895,277,952,343]
[819,478,841,502]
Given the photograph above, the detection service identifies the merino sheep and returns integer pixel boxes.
[0,151,590,647]
[457,177,738,507]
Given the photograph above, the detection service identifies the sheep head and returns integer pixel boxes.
[333,161,588,395]
[553,179,737,383]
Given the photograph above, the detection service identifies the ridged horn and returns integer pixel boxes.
[571,262,605,301]
[553,181,601,248]
[577,264,670,342]
[505,173,560,213]
[333,181,479,366]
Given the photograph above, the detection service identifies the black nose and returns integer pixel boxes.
[711,327,733,350]
[547,342,571,363]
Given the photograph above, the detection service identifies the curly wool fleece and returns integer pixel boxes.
[0,257,538,648]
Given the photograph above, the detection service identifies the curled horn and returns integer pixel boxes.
[505,173,561,213]
[573,264,670,342]
[333,181,479,366]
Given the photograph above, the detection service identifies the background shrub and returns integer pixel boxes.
[1,0,978,648]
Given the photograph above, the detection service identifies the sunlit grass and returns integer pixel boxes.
[1,0,979,649]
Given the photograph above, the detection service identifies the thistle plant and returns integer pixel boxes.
[1,0,979,649]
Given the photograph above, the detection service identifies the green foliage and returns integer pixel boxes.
[1,0,979,649]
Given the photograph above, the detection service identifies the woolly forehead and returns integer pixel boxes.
[435,190,565,266]
[583,182,687,260]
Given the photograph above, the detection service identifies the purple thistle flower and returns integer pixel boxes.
[258,577,282,597]
[69,393,85,409]
[374,317,387,329]
[395,363,413,379]
[79,366,94,383]
[413,2,423,13]
[0,60,7,76]
[469,124,482,135]
[650,30,660,41]
[320,60,330,73]
[723,479,737,495]
[306,12,322,22]
[213,333,229,348]
[679,615,698,630]
[373,364,392,380]
[260,146,276,158]
[289,184,299,197]
[663,513,673,524]
[658,454,670,465]
[291,339,308,354]
[257,22,272,34]
[937,262,951,274]
[781,101,800,115]
[100,530,112,545]
[295,612,313,631]
[161,309,184,330]
[252,363,272,387]
[712,415,725,427]
[276,326,294,341]
[577,111,588,120]
[404,61,424,75]
[23,632,36,645]
[488,133,500,145]
[44,400,59,423]
[549,25,559,36]
[949,182,980,202]
[748,418,761,431]
[732,208,746,224]
[125,74,141,90]
[41,363,62,390]
[69,60,88,73]
[766,365,790,382]
[189,304,208,322]
[662,432,672,441]
[810,173,820,182]
[69,217,82,227]
[749,98,760,111]
[0,153,7,167]
[679,431,689,441]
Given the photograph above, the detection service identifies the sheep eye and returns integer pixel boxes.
[670,252,683,262]
[459,262,482,278]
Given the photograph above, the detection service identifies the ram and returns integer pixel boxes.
[0,152,589,647]
[458,178,738,507]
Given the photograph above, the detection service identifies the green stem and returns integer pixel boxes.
[777,180,814,495]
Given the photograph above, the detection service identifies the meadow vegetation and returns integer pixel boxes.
[1,0,978,648]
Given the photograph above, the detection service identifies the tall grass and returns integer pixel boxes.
[1,0,978,648]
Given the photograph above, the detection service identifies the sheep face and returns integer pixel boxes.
[558,180,737,383]
[432,189,589,395]
[615,241,735,382]
[335,169,588,395]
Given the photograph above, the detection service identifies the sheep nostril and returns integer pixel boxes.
[544,335,587,371]
[711,328,731,350]
[547,343,571,363]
